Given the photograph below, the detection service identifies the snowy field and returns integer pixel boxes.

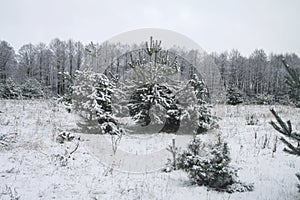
[0,99,300,200]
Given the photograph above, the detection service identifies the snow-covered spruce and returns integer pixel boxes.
[72,69,111,121]
[21,78,44,99]
[0,78,44,99]
[119,36,181,132]
[117,37,218,134]
[178,74,218,133]
[125,73,217,134]
[128,83,180,133]
[71,68,122,136]
[177,137,254,193]
[226,86,243,105]
[0,78,21,99]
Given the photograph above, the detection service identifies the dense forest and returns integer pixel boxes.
[0,39,299,104]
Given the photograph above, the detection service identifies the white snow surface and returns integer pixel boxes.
[0,100,299,199]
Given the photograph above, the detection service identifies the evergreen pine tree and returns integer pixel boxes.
[282,58,300,89]
[270,57,300,193]
[270,109,300,155]
[178,74,218,133]
[21,78,44,99]
[177,136,253,192]
[72,69,105,121]
[121,37,217,133]
[192,74,219,133]
[226,86,243,105]
[123,37,181,133]
[71,68,122,136]
[0,78,21,99]
[282,58,300,106]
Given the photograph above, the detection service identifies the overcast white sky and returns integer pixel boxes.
[0,0,299,56]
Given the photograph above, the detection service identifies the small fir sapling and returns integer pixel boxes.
[177,136,254,193]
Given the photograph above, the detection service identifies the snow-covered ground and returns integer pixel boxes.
[0,100,299,199]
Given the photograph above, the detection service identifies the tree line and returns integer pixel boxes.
[0,38,299,103]
[0,39,125,96]
[211,50,300,103]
